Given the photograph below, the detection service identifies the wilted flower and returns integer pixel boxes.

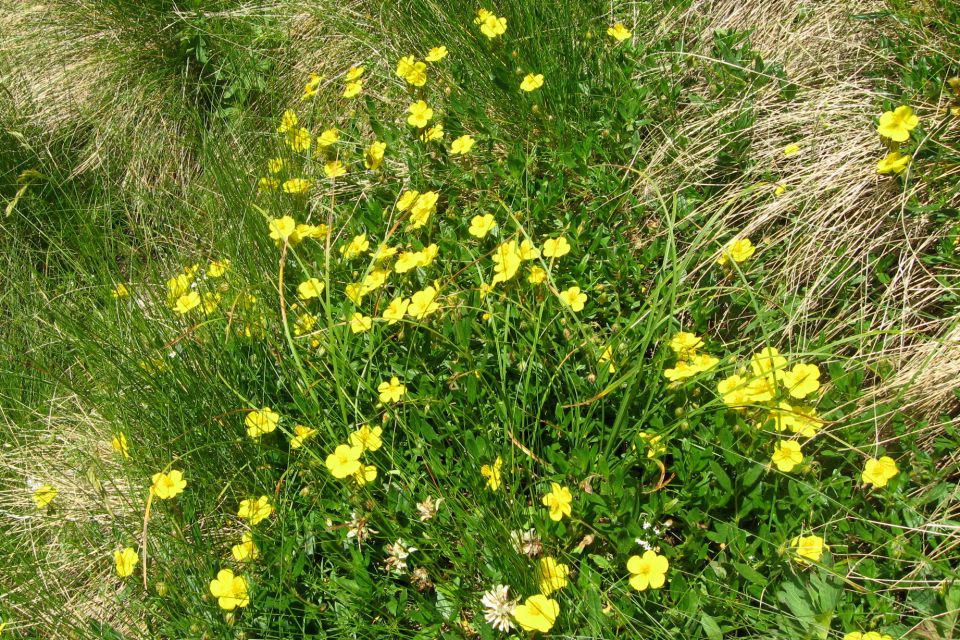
[346,512,378,546]
[416,495,442,521]
[384,539,417,574]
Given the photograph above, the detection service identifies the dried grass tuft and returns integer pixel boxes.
[637,0,960,425]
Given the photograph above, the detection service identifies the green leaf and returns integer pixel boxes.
[700,612,723,640]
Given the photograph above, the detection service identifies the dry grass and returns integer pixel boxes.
[637,0,960,424]
[0,391,141,637]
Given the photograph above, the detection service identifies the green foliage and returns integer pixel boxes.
[2,1,959,639]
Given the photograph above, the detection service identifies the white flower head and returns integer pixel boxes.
[481,584,517,632]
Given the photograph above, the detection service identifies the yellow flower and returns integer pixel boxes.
[780,363,820,399]
[200,292,220,314]
[450,134,476,155]
[207,259,231,278]
[114,547,138,577]
[294,312,317,336]
[542,236,571,258]
[33,484,57,508]
[238,496,273,525]
[520,73,544,92]
[324,160,347,178]
[877,105,919,142]
[425,46,448,62]
[395,251,422,273]
[638,431,666,458]
[877,151,911,175]
[282,178,311,194]
[407,100,434,128]
[209,569,249,610]
[343,80,363,98]
[245,407,280,438]
[349,425,383,452]
[350,312,373,333]
[862,456,899,488]
[406,63,427,87]
[289,424,317,449]
[519,239,540,260]
[745,376,775,403]
[293,221,324,242]
[789,534,827,565]
[298,278,325,300]
[718,238,756,265]
[480,456,502,491]
[512,594,558,633]
[277,109,298,133]
[408,286,440,319]
[345,283,364,304]
[383,297,410,324]
[317,128,340,147]
[771,440,803,472]
[717,374,750,407]
[420,123,444,141]
[627,550,669,590]
[378,376,407,403]
[409,191,439,229]
[669,331,703,358]
[599,345,616,373]
[397,189,420,211]
[783,143,801,156]
[345,65,365,81]
[353,464,378,486]
[231,531,259,562]
[286,127,312,152]
[845,633,893,640]
[763,401,796,432]
[268,157,285,174]
[664,360,698,382]
[607,23,632,42]
[558,286,587,312]
[302,73,323,100]
[268,216,297,243]
[688,353,719,373]
[469,214,496,238]
[527,266,547,284]
[354,270,385,296]
[492,240,522,284]
[373,244,397,262]
[112,432,129,458]
[479,14,507,38]
[340,233,370,259]
[174,291,201,314]
[150,469,186,500]
[365,141,387,170]
[750,346,787,380]
[258,176,278,191]
[789,405,822,437]
[774,183,788,197]
[541,482,572,521]
[396,55,428,86]
[325,443,363,478]
[112,283,129,298]
[419,243,439,267]
[538,556,569,595]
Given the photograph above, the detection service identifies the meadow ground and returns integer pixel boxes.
[1,0,959,638]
